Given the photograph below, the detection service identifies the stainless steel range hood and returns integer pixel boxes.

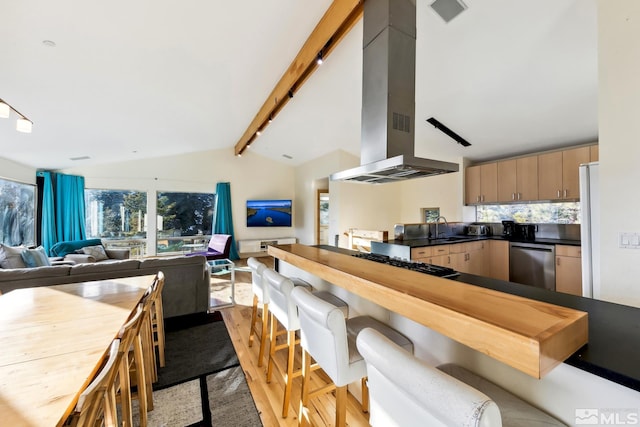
[330,0,459,184]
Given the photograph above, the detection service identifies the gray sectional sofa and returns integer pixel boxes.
[0,254,211,319]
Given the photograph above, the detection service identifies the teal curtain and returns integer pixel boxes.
[55,174,86,242]
[213,182,239,260]
[37,171,58,254]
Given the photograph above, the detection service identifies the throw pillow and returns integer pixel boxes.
[21,246,52,268]
[81,245,109,261]
[0,244,27,269]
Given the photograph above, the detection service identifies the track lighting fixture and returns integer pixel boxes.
[288,90,294,99]
[316,52,324,65]
[0,98,33,133]
[268,114,273,123]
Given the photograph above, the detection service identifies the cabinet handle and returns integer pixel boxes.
[512,193,515,201]
[517,192,521,200]
[448,256,450,264]
[477,195,480,202]
[557,190,561,198]
[557,258,560,266]
[563,189,567,198]
[481,195,485,202]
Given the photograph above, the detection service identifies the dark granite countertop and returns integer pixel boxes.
[307,245,640,393]
[383,235,581,247]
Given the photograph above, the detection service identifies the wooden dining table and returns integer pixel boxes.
[0,275,155,427]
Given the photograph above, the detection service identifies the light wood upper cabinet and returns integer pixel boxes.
[562,146,590,199]
[466,163,497,204]
[470,144,597,205]
[497,160,517,202]
[465,165,481,204]
[538,151,563,200]
[516,156,539,201]
[497,157,538,202]
[538,147,589,200]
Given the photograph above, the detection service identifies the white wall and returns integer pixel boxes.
[0,158,36,184]
[398,159,465,224]
[294,150,469,247]
[597,0,640,307]
[63,147,295,254]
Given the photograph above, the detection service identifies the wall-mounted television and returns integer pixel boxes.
[246,199,292,227]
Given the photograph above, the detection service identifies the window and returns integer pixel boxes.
[85,189,147,255]
[156,191,215,254]
[476,202,581,224]
[0,178,35,246]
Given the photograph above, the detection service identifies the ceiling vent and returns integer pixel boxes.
[430,0,467,23]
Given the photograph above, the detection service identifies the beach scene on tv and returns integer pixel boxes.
[246,199,292,227]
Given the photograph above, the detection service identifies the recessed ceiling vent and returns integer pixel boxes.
[430,0,467,23]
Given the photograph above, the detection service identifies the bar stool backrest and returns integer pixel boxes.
[291,286,350,386]
[247,257,268,303]
[356,328,502,427]
[263,269,298,331]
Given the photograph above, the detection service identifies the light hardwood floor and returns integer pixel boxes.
[216,257,370,427]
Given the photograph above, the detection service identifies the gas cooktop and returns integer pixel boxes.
[352,253,460,279]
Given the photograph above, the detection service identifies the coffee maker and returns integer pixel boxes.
[502,220,515,238]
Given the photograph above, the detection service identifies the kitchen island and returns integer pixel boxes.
[269,244,587,378]
[269,243,640,423]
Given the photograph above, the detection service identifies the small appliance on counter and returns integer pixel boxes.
[467,225,488,236]
[516,224,537,241]
[502,220,515,238]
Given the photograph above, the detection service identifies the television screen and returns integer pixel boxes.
[246,199,292,227]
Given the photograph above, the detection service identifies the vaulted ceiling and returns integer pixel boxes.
[0,0,597,171]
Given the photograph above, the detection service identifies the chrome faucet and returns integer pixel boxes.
[434,216,449,239]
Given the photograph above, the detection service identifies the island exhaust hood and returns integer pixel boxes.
[330,0,459,184]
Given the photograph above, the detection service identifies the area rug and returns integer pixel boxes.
[155,312,240,389]
[129,312,262,426]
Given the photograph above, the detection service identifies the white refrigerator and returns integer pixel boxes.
[579,162,600,298]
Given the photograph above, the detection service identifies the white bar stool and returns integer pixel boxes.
[247,257,318,367]
[263,268,349,418]
[247,257,271,367]
[291,285,412,427]
[356,327,502,427]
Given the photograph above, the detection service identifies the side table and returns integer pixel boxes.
[207,259,235,310]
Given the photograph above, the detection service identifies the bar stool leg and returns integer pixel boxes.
[298,349,311,427]
[361,377,369,413]
[282,330,296,418]
[258,302,269,367]
[335,385,347,427]
[266,312,278,382]
[248,294,259,347]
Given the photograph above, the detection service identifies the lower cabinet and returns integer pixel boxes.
[488,240,509,281]
[556,245,582,296]
[408,240,508,280]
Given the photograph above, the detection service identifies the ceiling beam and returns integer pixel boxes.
[233,0,364,156]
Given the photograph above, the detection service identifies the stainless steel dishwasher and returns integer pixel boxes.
[509,242,556,291]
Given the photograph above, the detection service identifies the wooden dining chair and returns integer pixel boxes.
[116,304,146,426]
[65,339,121,427]
[117,294,155,426]
[150,272,166,368]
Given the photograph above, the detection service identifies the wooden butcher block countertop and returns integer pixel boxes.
[268,244,588,379]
